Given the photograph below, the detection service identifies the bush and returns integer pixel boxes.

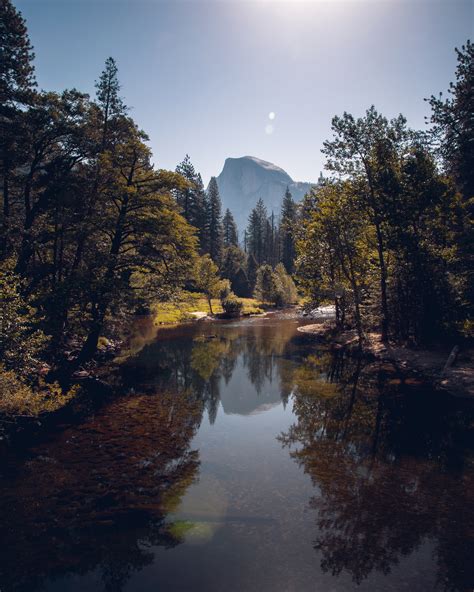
[0,366,75,417]
[0,263,49,377]
[221,294,243,317]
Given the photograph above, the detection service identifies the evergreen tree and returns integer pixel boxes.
[428,40,474,201]
[0,0,36,109]
[428,41,474,319]
[222,208,239,247]
[322,106,411,341]
[71,57,128,275]
[175,155,197,221]
[246,252,258,292]
[207,177,223,264]
[254,264,274,302]
[221,245,245,282]
[95,57,126,149]
[195,172,210,253]
[264,211,279,266]
[232,267,251,298]
[246,198,267,265]
[0,0,36,257]
[280,187,297,274]
[175,155,207,252]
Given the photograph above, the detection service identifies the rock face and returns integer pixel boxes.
[215,156,314,233]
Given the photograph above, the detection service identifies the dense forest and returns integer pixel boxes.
[0,0,472,417]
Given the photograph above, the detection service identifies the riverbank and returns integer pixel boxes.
[152,291,265,324]
[298,323,474,398]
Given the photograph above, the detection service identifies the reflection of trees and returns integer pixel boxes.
[0,390,202,592]
[123,321,300,419]
[280,352,474,591]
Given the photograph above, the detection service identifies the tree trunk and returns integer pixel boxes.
[1,167,9,258]
[375,221,389,342]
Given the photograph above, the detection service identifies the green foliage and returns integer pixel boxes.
[222,208,238,247]
[428,41,474,320]
[221,293,243,317]
[232,266,252,298]
[194,255,228,315]
[0,367,75,417]
[274,263,298,306]
[175,155,209,253]
[299,95,470,343]
[428,40,474,201]
[246,198,268,265]
[0,0,36,109]
[0,262,49,376]
[254,263,297,307]
[0,31,200,367]
[280,187,297,274]
[206,176,223,265]
[297,181,371,340]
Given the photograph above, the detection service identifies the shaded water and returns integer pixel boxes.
[1,316,473,592]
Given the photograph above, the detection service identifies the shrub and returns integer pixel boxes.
[0,366,75,417]
[221,294,243,317]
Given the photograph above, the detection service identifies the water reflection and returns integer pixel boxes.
[0,318,473,592]
[0,390,202,592]
[120,320,299,419]
[280,351,474,591]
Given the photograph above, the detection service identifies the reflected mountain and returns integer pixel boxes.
[121,320,300,419]
[2,318,473,592]
[280,350,474,591]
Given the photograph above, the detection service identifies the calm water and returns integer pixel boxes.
[1,316,473,592]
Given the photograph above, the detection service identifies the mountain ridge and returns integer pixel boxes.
[214,156,314,232]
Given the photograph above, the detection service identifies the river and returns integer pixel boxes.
[0,315,473,591]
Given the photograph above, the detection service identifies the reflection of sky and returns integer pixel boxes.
[147,393,441,592]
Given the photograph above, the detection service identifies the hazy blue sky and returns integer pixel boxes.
[16,0,473,184]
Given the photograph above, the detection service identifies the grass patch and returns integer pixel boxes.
[153,292,264,325]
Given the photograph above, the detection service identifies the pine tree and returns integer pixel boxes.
[0,0,36,257]
[194,172,209,254]
[232,267,251,297]
[222,208,239,246]
[175,155,207,252]
[428,41,474,322]
[95,57,127,149]
[0,0,36,110]
[246,252,258,292]
[175,154,196,220]
[207,177,223,264]
[280,187,297,274]
[246,198,267,265]
[428,40,474,201]
[264,212,277,266]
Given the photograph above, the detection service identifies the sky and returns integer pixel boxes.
[16,0,473,184]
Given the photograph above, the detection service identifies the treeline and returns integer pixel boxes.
[297,41,473,345]
[0,0,297,405]
[173,150,299,308]
[1,0,203,381]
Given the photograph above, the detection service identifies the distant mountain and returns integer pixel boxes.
[215,156,314,233]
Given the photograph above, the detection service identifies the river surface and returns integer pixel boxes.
[1,316,473,592]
